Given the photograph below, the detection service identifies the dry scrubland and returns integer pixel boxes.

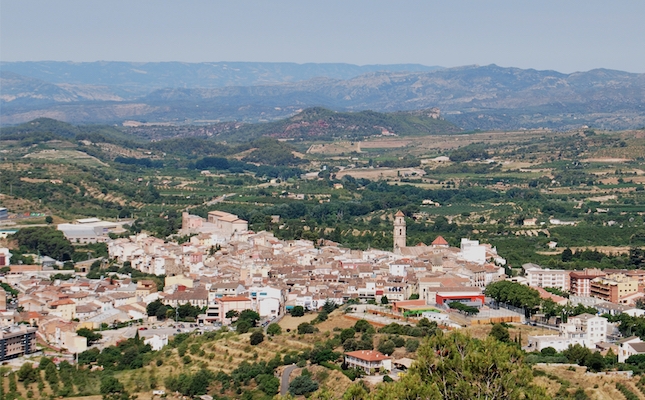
[8,303,645,400]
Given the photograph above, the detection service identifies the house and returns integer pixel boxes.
[136,280,157,298]
[162,287,208,309]
[618,336,645,363]
[523,218,537,226]
[208,282,245,301]
[48,298,77,320]
[344,350,392,374]
[459,239,486,264]
[245,285,283,318]
[216,296,253,325]
[144,334,169,351]
[0,248,11,266]
[526,313,608,352]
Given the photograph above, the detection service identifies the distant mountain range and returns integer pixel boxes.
[1,61,644,131]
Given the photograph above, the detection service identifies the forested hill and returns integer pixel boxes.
[212,107,461,141]
[0,109,461,145]
[0,118,140,145]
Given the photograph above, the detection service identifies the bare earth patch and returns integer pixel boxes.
[279,314,318,331]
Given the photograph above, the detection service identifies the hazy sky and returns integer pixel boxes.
[1,0,644,73]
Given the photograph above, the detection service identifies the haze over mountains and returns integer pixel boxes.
[1,61,644,131]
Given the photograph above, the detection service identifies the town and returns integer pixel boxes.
[3,205,645,379]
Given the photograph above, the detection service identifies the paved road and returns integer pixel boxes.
[280,364,297,395]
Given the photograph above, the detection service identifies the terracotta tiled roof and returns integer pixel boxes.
[49,299,75,307]
[345,350,390,362]
[217,296,251,302]
[432,236,449,246]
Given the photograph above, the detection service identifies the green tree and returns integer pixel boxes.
[340,328,356,342]
[585,351,605,372]
[146,299,164,317]
[343,382,369,400]
[288,375,319,396]
[267,323,282,336]
[321,300,337,314]
[100,376,124,395]
[561,248,573,262]
[236,320,251,334]
[291,306,305,317]
[250,330,264,345]
[405,338,420,352]
[77,328,103,345]
[489,324,510,343]
[374,331,548,400]
[255,374,279,396]
[155,305,168,320]
[562,344,592,366]
[485,281,541,316]
[11,227,75,261]
[16,363,39,385]
[377,340,396,355]
[44,362,59,387]
[297,322,316,334]
[238,309,261,326]
[380,295,389,305]
[225,310,239,322]
[354,319,372,333]
[540,347,557,356]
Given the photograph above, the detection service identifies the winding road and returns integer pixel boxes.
[280,364,297,395]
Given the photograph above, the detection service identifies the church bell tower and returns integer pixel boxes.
[393,210,406,253]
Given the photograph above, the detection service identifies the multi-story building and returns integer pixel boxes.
[526,313,608,352]
[0,326,37,361]
[523,263,569,291]
[216,296,253,325]
[207,211,248,236]
[569,269,606,297]
[590,273,638,303]
[560,313,607,344]
[245,285,283,319]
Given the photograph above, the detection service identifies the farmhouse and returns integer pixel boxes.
[344,350,392,374]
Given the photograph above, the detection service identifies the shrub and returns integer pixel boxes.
[377,340,396,356]
[291,306,305,317]
[405,339,420,352]
[236,320,251,334]
[616,383,639,400]
[250,331,265,346]
[297,322,316,335]
[288,375,318,396]
[267,323,282,336]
